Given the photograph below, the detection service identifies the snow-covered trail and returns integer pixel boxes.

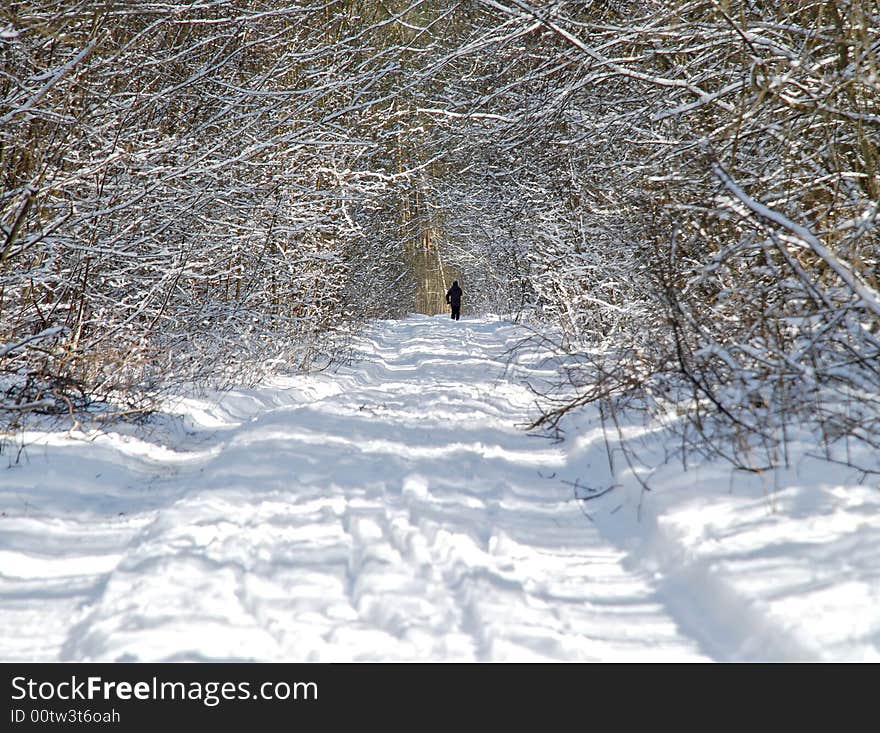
[7,315,878,661]
[1,316,708,661]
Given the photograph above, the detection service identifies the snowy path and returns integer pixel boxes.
[0,316,708,661]
[2,316,878,661]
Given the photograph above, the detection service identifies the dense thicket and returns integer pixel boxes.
[1,1,451,419]
[3,1,878,475]
[432,0,880,473]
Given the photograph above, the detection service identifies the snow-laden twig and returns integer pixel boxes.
[0,326,68,359]
[712,163,880,320]
[0,37,102,124]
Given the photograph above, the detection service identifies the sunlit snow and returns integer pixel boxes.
[1,316,877,661]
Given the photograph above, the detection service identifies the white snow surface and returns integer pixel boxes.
[1,315,878,661]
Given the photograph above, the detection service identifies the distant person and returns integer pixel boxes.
[446,280,463,321]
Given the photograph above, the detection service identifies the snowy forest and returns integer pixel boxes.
[2,0,879,470]
[1,0,879,665]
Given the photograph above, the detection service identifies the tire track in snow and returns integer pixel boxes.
[43,316,711,660]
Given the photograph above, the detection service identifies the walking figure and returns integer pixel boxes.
[446,280,463,321]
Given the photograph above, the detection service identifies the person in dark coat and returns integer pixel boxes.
[446,281,463,320]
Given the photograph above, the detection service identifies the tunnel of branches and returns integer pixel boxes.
[2,1,878,470]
